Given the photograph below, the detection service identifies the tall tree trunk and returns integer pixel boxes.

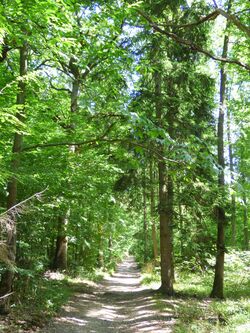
[53,77,80,271]
[98,224,104,268]
[227,109,236,246]
[167,97,175,283]
[0,44,28,314]
[154,68,174,295]
[143,170,148,263]
[150,160,158,262]
[210,24,230,298]
[178,200,184,257]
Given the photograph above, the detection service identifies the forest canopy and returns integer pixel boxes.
[0,0,249,330]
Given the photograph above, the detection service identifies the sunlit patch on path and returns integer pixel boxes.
[40,256,175,332]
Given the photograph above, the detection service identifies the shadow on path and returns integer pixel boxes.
[41,256,176,333]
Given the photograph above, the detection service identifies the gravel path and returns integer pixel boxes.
[40,256,175,332]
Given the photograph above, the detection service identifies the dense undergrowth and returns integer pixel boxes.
[142,250,250,333]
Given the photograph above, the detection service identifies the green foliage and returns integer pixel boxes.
[0,0,249,327]
[5,273,72,331]
[142,251,250,333]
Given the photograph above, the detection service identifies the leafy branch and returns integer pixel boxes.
[22,137,181,164]
[138,10,250,71]
[160,8,250,38]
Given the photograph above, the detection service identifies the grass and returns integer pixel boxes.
[0,272,73,332]
[141,250,250,333]
[0,267,107,333]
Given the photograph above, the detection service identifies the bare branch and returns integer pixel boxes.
[0,292,14,300]
[0,187,48,219]
[88,113,126,120]
[162,10,219,29]
[212,0,218,8]
[217,8,250,38]
[34,59,52,71]
[22,138,181,164]
[160,8,250,37]
[49,79,71,94]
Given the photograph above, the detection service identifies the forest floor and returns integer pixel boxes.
[39,256,176,333]
[1,252,249,332]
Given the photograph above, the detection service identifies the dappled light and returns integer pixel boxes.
[0,0,249,332]
[40,257,175,332]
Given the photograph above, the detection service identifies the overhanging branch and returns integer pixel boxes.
[22,138,181,164]
[163,10,219,29]
[217,8,250,38]
[138,10,250,71]
[161,8,250,38]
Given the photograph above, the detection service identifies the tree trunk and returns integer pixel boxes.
[154,68,174,295]
[53,77,80,271]
[227,109,236,246]
[53,215,68,271]
[108,235,113,261]
[98,224,104,268]
[210,27,230,299]
[178,201,184,257]
[150,160,158,262]
[0,44,28,314]
[143,171,148,263]
[242,189,249,251]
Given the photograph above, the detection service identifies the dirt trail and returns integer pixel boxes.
[40,256,175,332]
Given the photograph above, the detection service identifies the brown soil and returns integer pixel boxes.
[40,256,176,332]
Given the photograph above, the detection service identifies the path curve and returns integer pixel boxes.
[40,256,175,332]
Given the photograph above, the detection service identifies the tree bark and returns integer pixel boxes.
[242,182,249,251]
[53,215,68,271]
[98,224,104,268]
[143,170,148,263]
[227,109,236,246]
[210,24,230,299]
[178,200,184,257]
[53,77,80,271]
[0,44,28,314]
[154,68,174,295]
[150,160,158,262]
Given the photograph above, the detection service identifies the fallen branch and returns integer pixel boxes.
[0,292,14,300]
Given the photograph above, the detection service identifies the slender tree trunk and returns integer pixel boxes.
[150,160,158,262]
[143,170,148,263]
[242,185,249,250]
[154,68,174,295]
[227,109,236,246]
[53,77,80,271]
[108,235,113,261]
[210,28,230,299]
[98,224,104,268]
[0,44,28,314]
[178,201,184,257]
[167,101,175,283]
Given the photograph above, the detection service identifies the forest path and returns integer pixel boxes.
[40,256,175,333]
